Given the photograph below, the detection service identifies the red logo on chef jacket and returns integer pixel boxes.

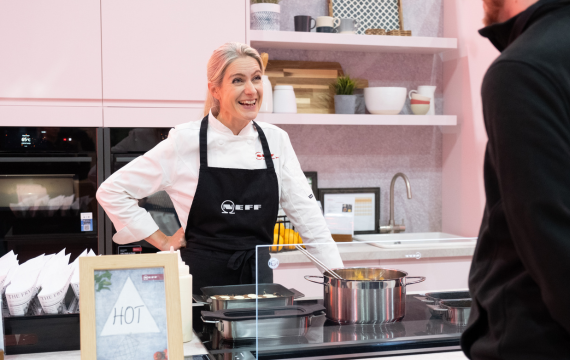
[256,152,278,160]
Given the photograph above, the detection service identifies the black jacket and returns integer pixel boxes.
[462,1,570,359]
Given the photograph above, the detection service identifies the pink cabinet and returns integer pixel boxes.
[101,0,246,104]
[0,0,102,103]
[0,106,103,127]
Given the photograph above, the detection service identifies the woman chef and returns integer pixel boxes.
[97,42,344,293]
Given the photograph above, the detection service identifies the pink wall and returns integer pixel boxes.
[442,0,499,237]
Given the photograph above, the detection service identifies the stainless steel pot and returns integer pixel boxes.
[305,267,426,325]
[201,304,326,341]
[427,299,471,326]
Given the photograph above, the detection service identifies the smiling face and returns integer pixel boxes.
[210,56,263,124]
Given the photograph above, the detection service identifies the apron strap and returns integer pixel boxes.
[199,115,209,168]
[252,121,275,170]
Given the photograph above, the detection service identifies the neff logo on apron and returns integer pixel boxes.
[221,200,262,214]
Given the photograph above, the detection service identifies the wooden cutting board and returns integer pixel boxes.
[265,60,368,114]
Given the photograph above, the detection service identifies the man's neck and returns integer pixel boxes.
[501,0,539,22]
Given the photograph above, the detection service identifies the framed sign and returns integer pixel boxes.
[319,187,381,234]
[304,172,319,197]
[80,254,183,360]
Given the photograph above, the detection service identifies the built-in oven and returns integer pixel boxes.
[0,127,102,262]
[102,128,181,255]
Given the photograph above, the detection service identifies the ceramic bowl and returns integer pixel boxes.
[410,93,431,102]
[364,87,407,115]
[411,104,430,115]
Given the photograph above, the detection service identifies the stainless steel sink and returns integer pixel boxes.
[352,232,477,249]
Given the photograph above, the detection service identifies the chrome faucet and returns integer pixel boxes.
[380,172,412,233]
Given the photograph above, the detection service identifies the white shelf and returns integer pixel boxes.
[255,113,457,126]
[250,30,457,54]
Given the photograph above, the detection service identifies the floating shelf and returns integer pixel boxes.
[256,113,457,126]
[250,30,457,54]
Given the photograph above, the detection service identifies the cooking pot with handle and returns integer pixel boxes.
[305,267,425,324]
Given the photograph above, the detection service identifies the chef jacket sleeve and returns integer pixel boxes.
[483,61,570,333]
[278,132,345,271]
[96,132,180,245]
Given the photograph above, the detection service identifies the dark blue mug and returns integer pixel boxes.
[316,26,337,33]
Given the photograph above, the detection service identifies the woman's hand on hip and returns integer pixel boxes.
[146,227,187,251]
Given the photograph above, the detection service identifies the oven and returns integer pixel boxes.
[102,128,181,255]
[0,127,102,262]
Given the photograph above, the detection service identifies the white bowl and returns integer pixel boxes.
[364,87,407,115]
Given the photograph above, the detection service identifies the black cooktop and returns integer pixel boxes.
[195,295,465,360]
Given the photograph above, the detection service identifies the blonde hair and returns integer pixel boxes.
[204,42,263,117]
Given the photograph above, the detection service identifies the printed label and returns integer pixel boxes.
[142,274,164,281]
[81,212,93,232]
[118,246,143,255]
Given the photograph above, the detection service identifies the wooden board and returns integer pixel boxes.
[265,60,368,114]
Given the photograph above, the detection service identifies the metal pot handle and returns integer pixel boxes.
[201,317,220,324]
[201,316,223,331]
[406,276,426,286]
[304,275,327,285]
[426,304,448,314]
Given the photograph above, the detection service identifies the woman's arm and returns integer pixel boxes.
[145,227,186,251]
[96,132,185,249]
[278,133,344,271]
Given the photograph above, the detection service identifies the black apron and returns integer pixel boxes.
[181,115,279,294]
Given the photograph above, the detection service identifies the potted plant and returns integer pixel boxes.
[251,0,281,31]
[331,75,363,114]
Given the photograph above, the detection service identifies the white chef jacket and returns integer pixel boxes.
[96,111,344,270]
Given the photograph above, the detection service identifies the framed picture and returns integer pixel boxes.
[328,0,405,34]
[319,187,381,234]
[304,172,319,197]
[79,253,183,360]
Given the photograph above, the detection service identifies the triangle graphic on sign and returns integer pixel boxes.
[100,276,160,337]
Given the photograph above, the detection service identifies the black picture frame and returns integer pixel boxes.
[318,187,381,234]
[304,172,319,197]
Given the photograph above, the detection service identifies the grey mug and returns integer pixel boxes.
[339,18,360,34]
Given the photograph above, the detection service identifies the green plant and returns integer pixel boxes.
[251,0,280,4]
[331,75,357,95]
[94,270,112,292]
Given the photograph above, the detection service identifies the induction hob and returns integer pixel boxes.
[195,295,465,360]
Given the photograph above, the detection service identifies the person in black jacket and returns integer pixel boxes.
[462,0,570,359]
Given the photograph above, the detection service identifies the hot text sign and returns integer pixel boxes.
[80,254,183,360]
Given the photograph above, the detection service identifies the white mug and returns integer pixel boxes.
[316,16,341,29]
[409,86,436,115]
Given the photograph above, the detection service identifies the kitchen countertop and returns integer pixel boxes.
[4,332,209,360]
[4,296,470,360]
[4,350,468,360]
[271,242,475,264]
[369,351,468,360]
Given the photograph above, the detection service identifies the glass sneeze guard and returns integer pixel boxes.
[247,236,476,359]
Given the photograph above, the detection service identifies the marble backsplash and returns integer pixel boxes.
[280,125,442,233]
[259,0,444,232]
